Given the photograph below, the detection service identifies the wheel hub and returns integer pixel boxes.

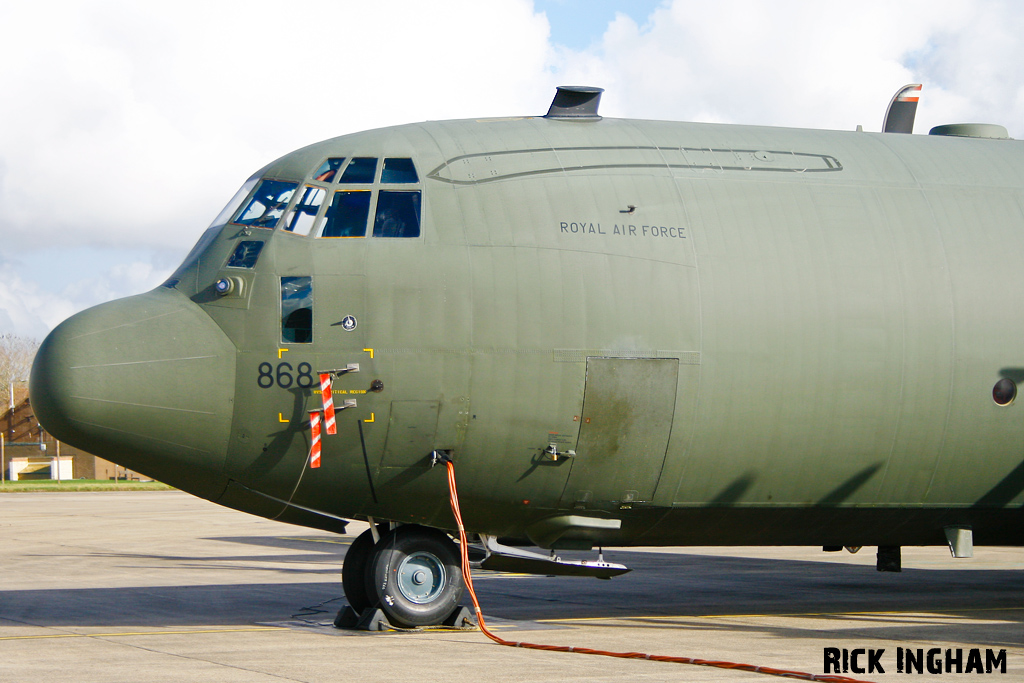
[396,551,446,604]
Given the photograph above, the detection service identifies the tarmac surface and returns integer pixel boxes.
[0,491,1021,682]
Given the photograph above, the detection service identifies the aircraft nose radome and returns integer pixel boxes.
[30,288,236,497]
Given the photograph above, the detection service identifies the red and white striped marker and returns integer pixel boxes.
[319,373,337,435]
[309,410,322,469]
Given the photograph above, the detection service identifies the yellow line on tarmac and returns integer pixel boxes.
[0,627,287,641]
[539,605,1024,624]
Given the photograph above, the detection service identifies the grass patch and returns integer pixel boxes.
[0,479,174,492]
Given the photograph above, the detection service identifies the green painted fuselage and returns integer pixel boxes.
[31,114,1024,548]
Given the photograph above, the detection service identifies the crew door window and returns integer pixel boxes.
[281,276,313,343]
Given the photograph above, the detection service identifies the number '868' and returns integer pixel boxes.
[258,362,314,389]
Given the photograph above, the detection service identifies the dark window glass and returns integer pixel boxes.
[226,240,265,268]
[233,179,297,228]
[381,158,418,183]
[313,158,345,183]
[340,157,377,183]
[321,191,371,237]
[281,276,313,343]
[373,191,421,238]
[993,378,1016,406]
[283,186,326,235]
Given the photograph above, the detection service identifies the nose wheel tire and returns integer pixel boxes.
[341,525,382,613]
[365,525,464,628]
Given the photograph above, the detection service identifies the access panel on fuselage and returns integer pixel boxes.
[560,357,679,508]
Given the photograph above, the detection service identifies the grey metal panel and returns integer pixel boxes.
[561,358,679,506]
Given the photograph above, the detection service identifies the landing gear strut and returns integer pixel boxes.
[341,524,465,629]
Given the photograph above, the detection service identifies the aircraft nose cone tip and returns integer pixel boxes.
[30,288,236,492]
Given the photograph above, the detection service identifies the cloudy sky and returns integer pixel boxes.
[2,0,1022,339]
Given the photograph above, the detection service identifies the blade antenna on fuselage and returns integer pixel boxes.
[883,84,922,133]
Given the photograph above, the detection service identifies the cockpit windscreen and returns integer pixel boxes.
[233,180,298,229]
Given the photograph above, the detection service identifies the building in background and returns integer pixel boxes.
[2,387,143,481]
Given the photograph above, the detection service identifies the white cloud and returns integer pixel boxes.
[0,254,170,339]
[569,0,1024,138]
[0,268,77,341]
[0,0,553,254]
[5,0,1024,338]
[569,1,952,129]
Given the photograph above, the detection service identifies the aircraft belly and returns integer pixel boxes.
[639,505,1024,546]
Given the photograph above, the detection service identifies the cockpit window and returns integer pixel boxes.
[226,240,265,268]
[321,191,371,237]
[308,157,422,239]
[209,177,259,228]
[373,191,421,237]
[283,186,326,236]
[281,276,313,343]
[381,158,418,183]
[233,179,297,228]
[313,158,345,183]
[340,157,378,183]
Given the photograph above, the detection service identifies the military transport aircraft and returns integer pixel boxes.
[31,85,1024,629]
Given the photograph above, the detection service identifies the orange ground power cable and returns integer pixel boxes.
[444,461,875,683]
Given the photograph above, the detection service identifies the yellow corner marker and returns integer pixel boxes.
[278,413,289,423]
[278,348,289,359]
[364,412,375,423]
[363,348,374,359]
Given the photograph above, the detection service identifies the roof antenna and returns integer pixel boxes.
[545,86,604,120]
[883,84,921,134]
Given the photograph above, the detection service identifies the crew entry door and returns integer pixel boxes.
[559,357,679,508]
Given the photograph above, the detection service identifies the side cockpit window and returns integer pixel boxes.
[234,179,297,229]
[305,157,421,239]
[209,177,259,228]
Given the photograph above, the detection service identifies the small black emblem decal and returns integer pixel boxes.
[341,315,357,331]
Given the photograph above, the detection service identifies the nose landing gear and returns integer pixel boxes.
[340,523,465,629]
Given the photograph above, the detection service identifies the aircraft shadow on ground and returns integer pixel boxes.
[2,540,1020,644]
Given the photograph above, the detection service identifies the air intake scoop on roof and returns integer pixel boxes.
[545,86,604,120]
[929,123,1010,139]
